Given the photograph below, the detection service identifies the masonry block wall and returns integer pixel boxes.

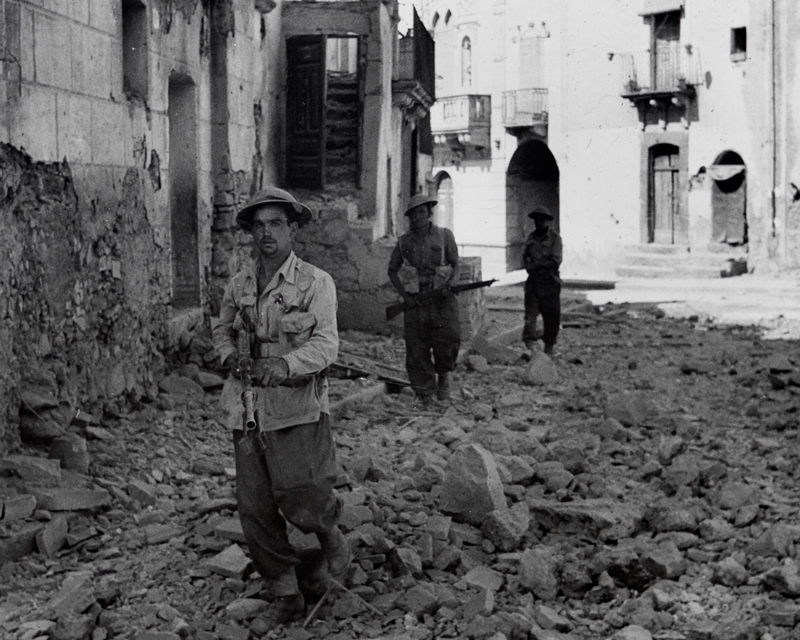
[0,0,268,454]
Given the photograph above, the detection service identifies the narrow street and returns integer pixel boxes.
[2,285,800,640]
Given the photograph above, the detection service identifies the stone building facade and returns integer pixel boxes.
[0,0,456,453]
[417,0,800,280]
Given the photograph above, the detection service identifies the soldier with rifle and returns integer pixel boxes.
[387,194,464,402]
[212,188,349,631]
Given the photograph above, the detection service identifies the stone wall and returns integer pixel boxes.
[0,144,169,455]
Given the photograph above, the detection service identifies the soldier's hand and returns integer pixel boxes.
[224,354,242,379]
[254,358,290,387]
[438,286,454,299]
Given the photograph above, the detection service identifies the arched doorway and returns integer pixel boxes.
[506,139,559,271]
[435,171,454,230]
[709,150,747,245]
[648,143,680,244]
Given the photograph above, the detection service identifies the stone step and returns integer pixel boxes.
[623,252,742,269]
[615,265,675,278]
[626,243,689,255]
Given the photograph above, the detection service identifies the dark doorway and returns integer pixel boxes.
[649,143,679,244]
[506,139,559,271]
[710,150,747,245]
[169,74,200,308]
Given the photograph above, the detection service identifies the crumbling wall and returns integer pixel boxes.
[0,144,169,455]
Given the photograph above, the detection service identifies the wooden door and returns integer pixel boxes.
[650,147,679,244]
[712,171,747,244]
[653,12,680,91]
[286,36,326,189]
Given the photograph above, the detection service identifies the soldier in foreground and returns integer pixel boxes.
[522,206,562,355]
[212,188,350,631]
[388,194,461,402]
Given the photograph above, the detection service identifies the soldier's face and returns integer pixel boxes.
[408,205,432,229]
[250,205,297,260]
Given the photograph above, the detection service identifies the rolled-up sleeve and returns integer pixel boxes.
[282,272,339,377]
[387,242,403,274]
[211,282,238,366]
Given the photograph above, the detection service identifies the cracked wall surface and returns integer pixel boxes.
[0,144,169,453]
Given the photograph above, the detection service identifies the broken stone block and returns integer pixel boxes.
[734,503,760,528]
[717,482,760,510]
[46,571,97,616]
[49,435,90,474]
[196,370,225,390]
[593,417,630,442]
[34,488,111,511]
[396,583,438,616]
[712,556,749,587]
[390,546,423,577]
[481,503,531,552]
[0,455,62,483]
[763,558,800,597]
[612,626,652,640]
[639,542,686,579]
[462,566,504,592]
[520,546,560,600]
[748,523,795,558]
[526,498,642,542]
[2,494,37,521]
[215,518,246,543]
[533,604,571,632]
[18,378,59,411]
[466,354,491,373]
[761,602,800,627]
[425,514,452,541]
[19,406,71,444]
[126,480,157,507]
[604,392,658,427]
[766,353,794,374]
[36,513,69,557]
[439,444,506,526]
[205,544,252,579]
[144,523,184,545]
[195,497,237,516]
[225,598,269,620]
[698,517,736,542]
[496,455,535,484]
[158,374,205,397]
[0,523,42,564]
[432,545,461,571]
[471,335,519,365]
[214,623,249,640]
[461,588,494,623]
[523,352,558,386]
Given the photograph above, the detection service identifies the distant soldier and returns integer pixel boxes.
[522,206,562,355]
[212,188,350,631]
[388,194,461,402]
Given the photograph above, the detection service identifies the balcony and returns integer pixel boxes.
[431,95,491,164]
[392,9,435,123]
[618,46,703,99]
[502,88,548,136]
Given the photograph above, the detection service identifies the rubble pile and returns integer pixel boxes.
[2,299,800,640]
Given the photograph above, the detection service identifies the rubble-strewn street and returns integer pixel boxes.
[2,286,800,640]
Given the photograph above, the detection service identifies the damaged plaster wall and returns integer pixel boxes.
[0,0,270,454]
[0,144,169,453]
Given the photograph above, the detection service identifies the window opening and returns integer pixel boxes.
[461,36,472,88]
[731,27,746,61]
[122,0,148,99]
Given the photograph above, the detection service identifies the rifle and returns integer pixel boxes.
[237,329,257,432]
[386,279,498,322]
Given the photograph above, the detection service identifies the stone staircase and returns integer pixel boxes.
[615,244,748,279]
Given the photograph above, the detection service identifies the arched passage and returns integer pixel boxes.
[506,139,559,271]
[709,150,747,245]
[434,171,454,230]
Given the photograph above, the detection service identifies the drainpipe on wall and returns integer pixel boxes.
[770,0,777,238]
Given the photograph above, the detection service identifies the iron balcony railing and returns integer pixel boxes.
[619,45,703,95]
[430,95,491,134]
[501,88,548,128]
